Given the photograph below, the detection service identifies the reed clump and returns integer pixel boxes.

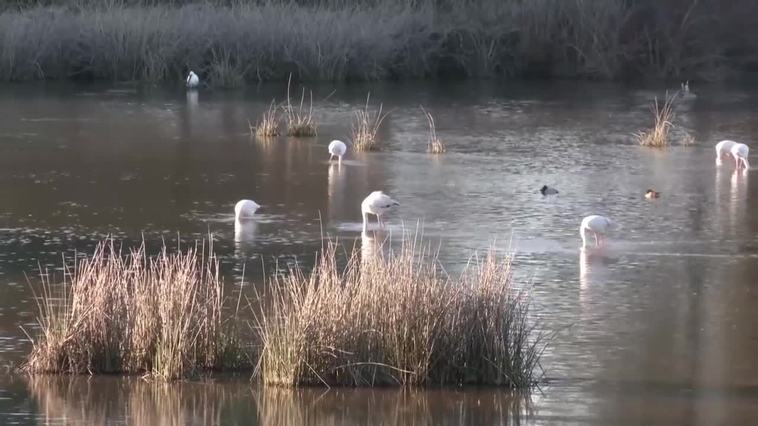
[284,77,317,137]
[251,100,281,138]
[352,94,389,152]
[254,235,544,388]
[422,107,446,154]
[634,93,677,148]
[24,239,249,380]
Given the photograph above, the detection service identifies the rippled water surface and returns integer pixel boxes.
[1,80,758,424]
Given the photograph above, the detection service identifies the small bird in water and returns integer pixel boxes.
[186,71,199,88]
[540,185,559,196]
[645,189,661,199]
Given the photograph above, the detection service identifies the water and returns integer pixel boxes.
[1,80,758,424]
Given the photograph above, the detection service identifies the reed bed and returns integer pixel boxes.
[284,77,317,137]
[254,235,544,388]
[422,106,446,154]
[251,100,281,138]
[24,239,249,380]
[0,1,750,84]
[634,93,677,148]
[352,94,389,152]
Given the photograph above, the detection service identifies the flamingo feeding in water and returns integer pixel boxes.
[715,140,737,165]
[731,143,750,169]
[361,191,399,232]
[328,140,347,164]
[580,215,613,248]
[186,71,199,88]
[234,199,260,221]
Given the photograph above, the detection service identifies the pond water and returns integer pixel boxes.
[0,80,758,424]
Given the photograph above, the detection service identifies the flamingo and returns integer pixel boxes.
[715,140,737,165]
[361,191,399,232]
[580,215,613,248]
[186,71,199,88]
[234,199,260,220]
[540,185,559,196]
[731,143,750,169]
[328,140,347,164]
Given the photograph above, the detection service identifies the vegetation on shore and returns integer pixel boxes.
[254,236,544,388]
[24,235,544,388]
[0,0,755,85]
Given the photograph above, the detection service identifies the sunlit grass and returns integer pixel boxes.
[352,93,389,152]
[634,93,677,148]
[251,100,281,138]
[284,76,317,137]
[421,106,446,154]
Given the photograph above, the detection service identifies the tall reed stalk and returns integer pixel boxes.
[634,93,677,148]
[352,93,389,152]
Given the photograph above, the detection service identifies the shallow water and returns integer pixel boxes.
[1,80,758,424]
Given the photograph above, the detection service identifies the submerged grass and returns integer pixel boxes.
[254,234,544,388]
[24,239,250,380]
[634,93,677,148]
[422,106,446,154]
[0,1,752,84]
[352,94,389,152]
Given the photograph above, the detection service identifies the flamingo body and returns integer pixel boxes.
[731,143,750,169]
[361,191,399,232]
[715,140,737,164]
[328,140,347,163]
[186,71,199,88]
[234,199,260,220]
[580,215,613,248]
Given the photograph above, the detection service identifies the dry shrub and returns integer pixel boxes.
[254,234,545,388]
[634,93,677,148]
[251,99,280,138]
[352,93,389,152]
[421,106,446,154]
[283,76,317,137]
[23,239,249,380]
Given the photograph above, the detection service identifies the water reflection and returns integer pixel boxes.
[234,219,258,259]
[729,169,749,234]
[361,229,389,266]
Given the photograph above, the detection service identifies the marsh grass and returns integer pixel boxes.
[421,106,446,154]
[352,94,389,152]
[24,239,250,380]
[251,100,281,138]
[253,234,545,388]
[634,93,678,148]
[284,76,317,137]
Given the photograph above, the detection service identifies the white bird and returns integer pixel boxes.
[186,71,199,88]
[715,140,737,165]
[540,185,559,196]
[234,199,260,220]
[731,143,750,169]
[580,215,613,248]
[361,191,399,232]
[328,140,347,163]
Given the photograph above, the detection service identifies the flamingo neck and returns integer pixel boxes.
[580,226,587,247]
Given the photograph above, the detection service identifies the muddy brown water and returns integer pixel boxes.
[1,81,758,424]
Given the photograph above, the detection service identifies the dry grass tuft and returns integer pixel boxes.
[253,234,545,388]
[251,99,280,138]
[352,93,390,152]
[634,92,677,148]
[23,239,249,380]
[421,106,446,154]
[283,76,317,137]
[681,131,696,146]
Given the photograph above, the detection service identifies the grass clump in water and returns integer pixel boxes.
[634,93,677,148]
[251,100,281,138]
[283,76,317,137]
[421,106,446,154]
[352,93,389,152]
[23,239,249,380]
[254,234,545,388]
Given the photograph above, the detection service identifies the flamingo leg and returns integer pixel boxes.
[594,232,599,247]
[329,154,335,161]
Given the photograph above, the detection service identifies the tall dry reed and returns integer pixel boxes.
[254,234,544,388]
[283,76,317,137]
[24,239,249,380]
[251,99,281,138]
[352,93,389,152]
[421,106,445,154]
[634,93,677,148]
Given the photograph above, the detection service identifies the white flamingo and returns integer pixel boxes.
[731,143,750,169]
[715,140,737,165]
[328,140,347,164]
[580,215,614,248]
[186,71,199,88]
[361,191,399,232]
[234,199,260,220]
